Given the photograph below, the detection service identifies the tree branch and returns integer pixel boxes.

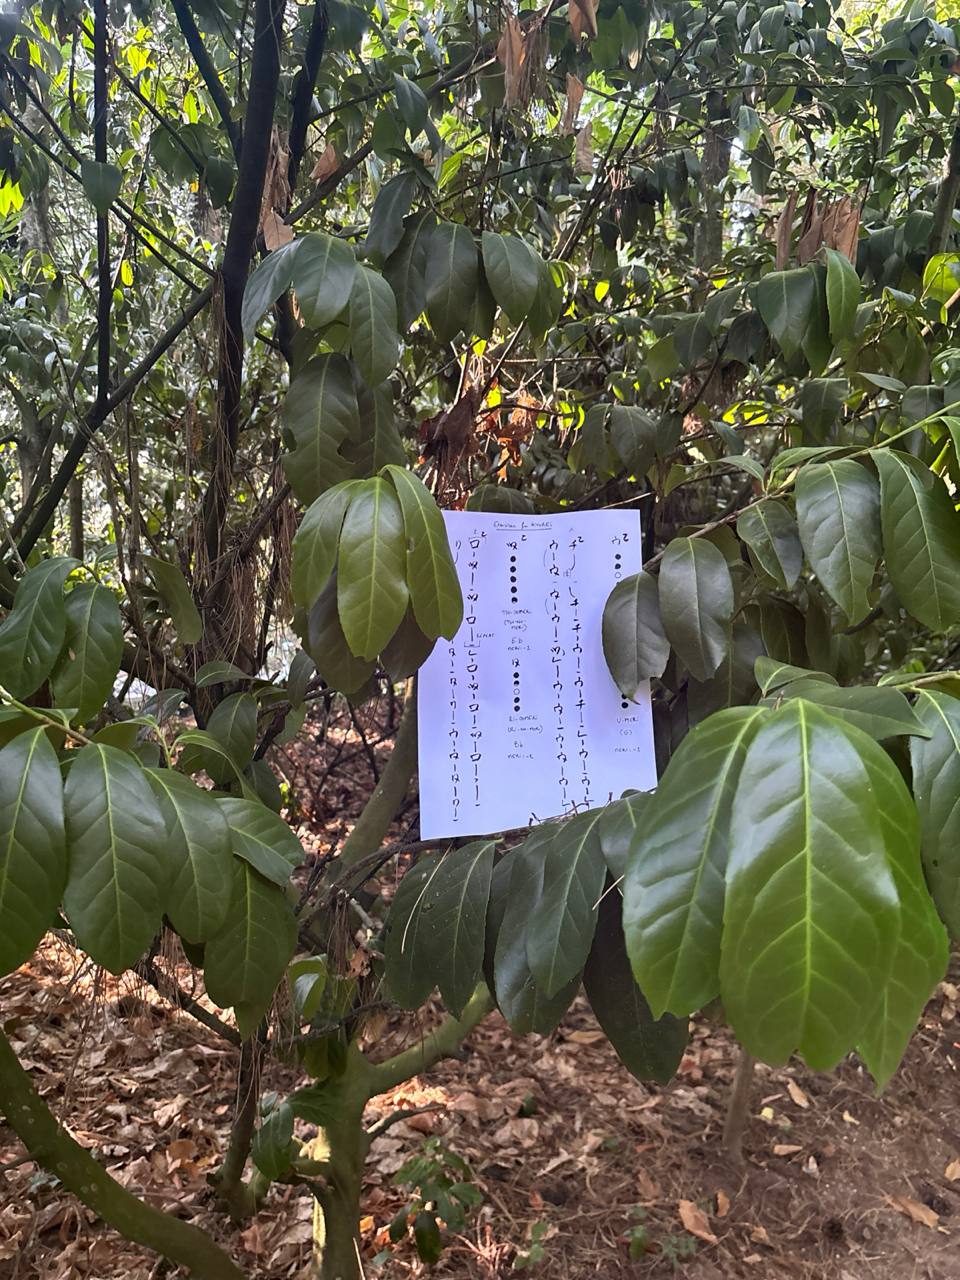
[93,0,111,417]
[366,985,493,1095]
[287,0,329,191]
[171,0,243,159]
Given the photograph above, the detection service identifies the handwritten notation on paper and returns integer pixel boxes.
[417,511,657,838]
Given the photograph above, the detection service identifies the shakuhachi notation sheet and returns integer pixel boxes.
[417,510,657,838]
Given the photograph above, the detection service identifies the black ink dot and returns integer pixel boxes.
[510,555,517,562]
[621,700,629,709]
[615,553,622,562]
[510,574,517,583]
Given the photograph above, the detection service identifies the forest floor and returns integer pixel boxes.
[2,699,960,1280]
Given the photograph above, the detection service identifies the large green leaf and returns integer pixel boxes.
[480,231,539,324]
[910,690,960,937]
[737,500,802,590]
[349,265,399,388]
[142,554,202,645]
[384,852,444,1009]
[0,557,77,698]
[624,707,764,1019]
[181,692,257,785]
[383,466,463,640]
[381,607,436,680]
[526,810,606,998]
[50,584,123,724]
[799,377,848,440]
[383,211,433,330]
[0,728,66,976]
[794,459,881,625]
[337,476,409,659]
[493,831,581,1034]
[146,769,233,944]
[824,248,860,345]
[756,267,816,361]
[290,481,359,608]
[291,232,357,328]
[686,619,763,726]
[63,743,167,973]
[720,701,901,1070]
[204,859,297,1039]
[584,889,687,1084]
[424,221,479,342]
[773,681,929,740]
[597,791,651,881]
[242,239,301,340]
[302,575,376,693]
[602,572,669,697]
[872,449,960,632]
[855,731,947,1087]
[364,172,417,265]
[658,537,733,681]
[217,796,305,888]
[80,159,122,215]
[385,841,494,1017]
[282,354,359,504]
[608,406,658,475]
[347,381,406,476]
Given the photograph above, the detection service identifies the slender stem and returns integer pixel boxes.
[171,0,242,158]
[367,985,493,1095]
[722,1045,755,1164]
[214,1037,263,1219]
[93,0,111,418]
[0,1030,246,1280]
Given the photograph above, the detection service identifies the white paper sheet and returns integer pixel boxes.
[417,510,657,838]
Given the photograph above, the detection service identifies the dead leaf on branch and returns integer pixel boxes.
[570,0,599,41]
[561,73,584,135]
[497,15,526,107]
[311,140,339,183]
[677,1198,718,1245]
[575,121,594,174]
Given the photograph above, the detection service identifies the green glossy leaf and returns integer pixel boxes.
[922,252,960,305]
[597,792,650,881]
[204,860,297,1038]
[290,481,360,608]
[755,658,837,695]
[658,538,733,681]
[80,159,122,215]
[737,500,802,590]
[687,620,764,725]
[194,661,256,688]
[526,810,606,998]
[424,222,478,342]
[282,354,359,504]
[365,172,417,265]
[49,585,122,725]
[910,690,960,937]
[143,554,202,645]
[384,852,444,1008]
[291,232,357,328]
[480,231,539,324]
[186,692,257,786]
[720,701,901,1070]
[773,682,929,740]
[584,889,687,1084]
[493,830,581,1034]
[146,768,233,944]
[393,74,428,138]
[302,575,376,693]
[0,728,66,975]
[855,730,947,1087]
[337,476,409,659]
[242,240,300,341]
[794,459,881,624]
[608,406,658,475]
[624,707,764,1019]
[756,267,816,360]
[0,557,77,698]
[799,378,848,440]
[175,729,256,797]
[347,380,406,476]
[384,212,433,329]
[63,743,166,973]
[381,606,436,679]
[872,449,960,632]
[383,465,463,640]
[602,572,669,698]
[251,1101,294,1181]
[386,841,494,1017]
[825,248,860,344]
[349,265,399,387]
[217,796,304,887]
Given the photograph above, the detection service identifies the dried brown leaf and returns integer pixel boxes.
[570,0,599,41]
[885,1194,939,1230]
[497,15,526,107]
[945,1159,960,1181]
[262,211,294,251]
[716,1189,730,1218]
[786,1079,810,1109]
[575,120,594,174]
[311,141,339,182]
[678,1199,718,1245]
[773,1143,803,1157]
[561,73,584,135]
[775,189,799,270]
